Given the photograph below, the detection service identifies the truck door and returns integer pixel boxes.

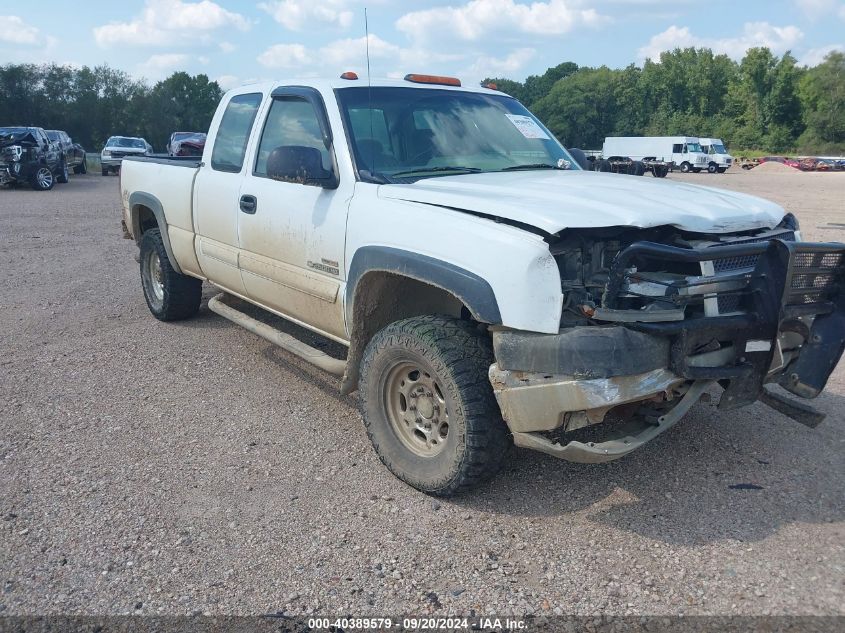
[237,87,350,341]
[193,92,263,295]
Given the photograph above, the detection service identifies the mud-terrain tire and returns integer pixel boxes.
[56,159,69,183]
[598,159,612,172]
[632,160,646,176]
[360,315,510,496]
[680,161,692,173]
[101,167,109,176]
[139,228,202,321]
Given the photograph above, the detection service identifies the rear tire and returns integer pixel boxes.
[632,161,646,176]
[598,159,611,172]
[56,160,69,184]
[139,228,202,321]
[717,167,727,174]
[101,167,109,176]
[30,166,54,191]
[360,315,510,496]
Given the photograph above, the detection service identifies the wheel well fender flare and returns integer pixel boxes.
[345,246,502,327]
[129,191,183,274]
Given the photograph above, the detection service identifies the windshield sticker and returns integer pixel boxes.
[504,114,550,140]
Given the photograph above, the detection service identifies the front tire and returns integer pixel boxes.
[707,163,718,174]
[359,316,510,496]
[139,228,202,321]
[680,161,691,173]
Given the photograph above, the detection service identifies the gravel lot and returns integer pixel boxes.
[1,170,844,617]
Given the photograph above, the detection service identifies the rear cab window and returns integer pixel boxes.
[211,93,263,173]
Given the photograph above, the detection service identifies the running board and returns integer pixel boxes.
[207,293,346,376]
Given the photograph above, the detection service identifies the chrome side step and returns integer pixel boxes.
[207,293,347,376]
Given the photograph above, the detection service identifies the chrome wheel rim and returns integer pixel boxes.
[36,167,52,188]
[384,361,450,457]
[146,250,164,302]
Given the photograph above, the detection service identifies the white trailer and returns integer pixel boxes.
[602,136,710,173]
[699,138,734,173]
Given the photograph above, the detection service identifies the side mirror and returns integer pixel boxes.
[266,145,337,188]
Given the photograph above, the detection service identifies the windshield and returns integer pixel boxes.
[686,142,704,153]
[107,137,146,149]
[0,127,30,136]
[46,131,60,141]
[336,87,577,182]
[711,144,727,154]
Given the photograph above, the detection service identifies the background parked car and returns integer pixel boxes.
[167,132,206,157]
[100,136,152,175]
[46,129,86,174]
[0,126,68,190]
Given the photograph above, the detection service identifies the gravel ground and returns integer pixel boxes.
[1,171,844,617]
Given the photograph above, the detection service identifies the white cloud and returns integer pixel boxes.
[0,15,43,45]
[468,48,537,78]
[215,74,242,90]
[257,43,313,69]
[321,34,400,65]
[396,0,605,43]
[800,43,845,65]
[258,0,353,31]
[638,22,804,62]
[219,41,236,54]
[94,0,249,48]
[137,53,191,78]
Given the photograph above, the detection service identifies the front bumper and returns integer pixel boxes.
[490,239,845,461]
[101,157,122,168]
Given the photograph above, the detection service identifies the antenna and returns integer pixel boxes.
[365,7,375,178]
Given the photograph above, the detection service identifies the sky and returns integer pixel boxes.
[1,0,844,89]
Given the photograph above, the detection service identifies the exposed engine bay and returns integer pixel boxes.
[491,213,845,463]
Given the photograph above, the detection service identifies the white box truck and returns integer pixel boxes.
[602,136,709,173]
[699,138,734,173]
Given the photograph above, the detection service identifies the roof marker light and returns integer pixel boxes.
[404,74,461,87]
[484,82,498,90]
[340,71,359,80]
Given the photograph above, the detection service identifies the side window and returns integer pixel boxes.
[211,92,262,173]
[254,97,331,177]
[672,143,682,153]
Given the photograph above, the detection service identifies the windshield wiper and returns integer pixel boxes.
[389,166,483,178]
[501,163,567,171]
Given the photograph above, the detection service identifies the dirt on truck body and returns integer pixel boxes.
[119,74,845,495]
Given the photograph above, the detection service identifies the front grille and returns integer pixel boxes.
[710,232,796,312]
[787,250,844,305]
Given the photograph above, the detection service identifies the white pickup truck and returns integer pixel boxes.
[120,74,845,495]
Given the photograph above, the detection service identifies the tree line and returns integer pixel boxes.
[485,48,845,154]
[2,47,842,155]
[0,64,222,152]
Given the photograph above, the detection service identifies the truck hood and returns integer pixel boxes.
[378,170,785,235]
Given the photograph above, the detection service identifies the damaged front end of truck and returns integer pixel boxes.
[490,214,845,462]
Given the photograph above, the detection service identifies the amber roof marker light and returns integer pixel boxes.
[340,71,359,80]
[484,82,499,90]
[404,74,462,87]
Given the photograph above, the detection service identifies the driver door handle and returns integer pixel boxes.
[240,194,257,214]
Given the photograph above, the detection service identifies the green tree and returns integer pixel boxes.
[797,51,845,152]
